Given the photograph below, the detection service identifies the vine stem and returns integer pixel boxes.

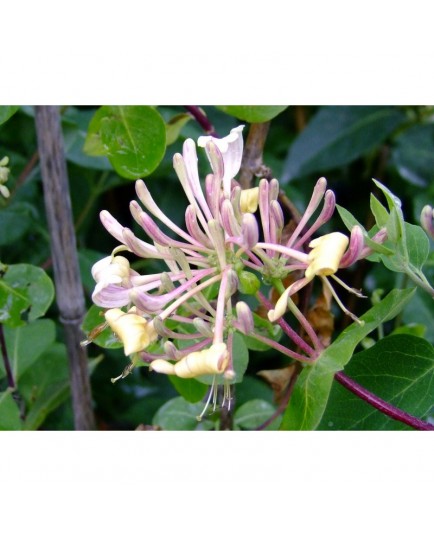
[184,106,217,136]
[335,371,434,431]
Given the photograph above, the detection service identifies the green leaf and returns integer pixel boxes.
[369,194,389,228]
[405,223,430,271]
[81,304,123,349]
[19,344,102,430]
[62,109,112,170]
[282,106,406,182]
[0,390,22,430]
[402,290,434,343]
[0,202,36,246]
[19,342,70,430]
[0,319,56,381]
[216,105,288,123]
[319,335,434,430]
[336,204,393,256]
[0,106,19,126]
[234,399,281,430]
[152,396,213,430]
[372,180,405,245]
[391,123,434,186]
[0,264,54,327]
[84,106,166,179]
[169,375,208,403]
[280,288,416,430]
[165,113,192,145]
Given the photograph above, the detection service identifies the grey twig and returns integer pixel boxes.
[35,106,95,431]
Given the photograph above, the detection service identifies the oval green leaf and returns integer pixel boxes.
[0,264,55,327]
[84,106,166,179]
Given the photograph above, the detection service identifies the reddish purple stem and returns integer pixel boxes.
[185,106,217,136]
[335,371,434,431]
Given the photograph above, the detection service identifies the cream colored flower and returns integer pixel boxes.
[304,232,349,280]
[150,342,229,379]
[105,307,157,355]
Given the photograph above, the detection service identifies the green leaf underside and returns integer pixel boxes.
[282,106,406,182]
[319,335,434,430]
[0,264,54,327]
[234,399,281,430]
[84,105,166,179]
[216,106,288,123]
[280,288,416,430]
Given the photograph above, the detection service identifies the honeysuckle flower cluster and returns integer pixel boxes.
[87,125,386,419]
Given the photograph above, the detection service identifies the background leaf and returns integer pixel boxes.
[319,335,434,430]
[391,123,434,186]
[282,106,406,182]
[165,113,192,145]
[0,106,19,126]
[0,202,36,246]
[0,319,56,381]
[0,264,54,327]
[84,105,166,179]
[152,396,214,430]
[280,288,416,430]
[234,399,281,430]
[0,390,22,430]
[216,105,288,123]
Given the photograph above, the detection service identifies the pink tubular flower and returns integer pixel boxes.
[87,125,367,418]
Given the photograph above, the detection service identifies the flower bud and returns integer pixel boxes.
[421,205,434,239]
[236,301,254,334]
[241,213,259,248]
[238,271,261,295]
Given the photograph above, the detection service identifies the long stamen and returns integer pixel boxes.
[320,276,364,325]
[197,375,216,422]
